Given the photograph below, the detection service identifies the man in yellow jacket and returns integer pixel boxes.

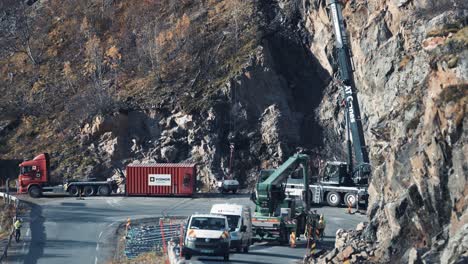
[14,218,22,242]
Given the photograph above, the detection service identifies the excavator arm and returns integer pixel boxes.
[254,154,310,216]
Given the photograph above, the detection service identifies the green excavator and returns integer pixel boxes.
[251,153,317,244]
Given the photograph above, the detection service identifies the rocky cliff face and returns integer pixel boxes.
[303,0,467,262]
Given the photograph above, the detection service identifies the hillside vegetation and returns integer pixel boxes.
[0,0,262,180]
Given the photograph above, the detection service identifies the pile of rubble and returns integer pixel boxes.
[308,222,378,264]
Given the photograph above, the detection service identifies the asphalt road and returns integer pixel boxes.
[3,195,366,264]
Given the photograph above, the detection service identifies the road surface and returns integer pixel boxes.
[2,195,366,264]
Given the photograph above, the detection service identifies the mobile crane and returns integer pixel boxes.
[286,0,371,208]
[251,154,317,244]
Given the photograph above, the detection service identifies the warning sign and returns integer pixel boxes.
[148,174,172,186]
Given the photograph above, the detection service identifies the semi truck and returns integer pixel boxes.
[17,153,117,198]
[17,153,197,198]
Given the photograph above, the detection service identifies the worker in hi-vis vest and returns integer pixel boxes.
[14,218,23,242]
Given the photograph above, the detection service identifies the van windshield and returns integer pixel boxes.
[189,217,226,231]
[225,215,240,231]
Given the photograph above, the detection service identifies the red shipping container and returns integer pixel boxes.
[126,163,196,196]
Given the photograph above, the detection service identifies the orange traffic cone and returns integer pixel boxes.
[290,232,296,248]
[347,202,353,214]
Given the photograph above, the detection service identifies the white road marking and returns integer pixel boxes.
[98,231,103,239]
[106,197,124,208]
[22,242,26,252]
[94,256,98,264]
[26,229,30,237]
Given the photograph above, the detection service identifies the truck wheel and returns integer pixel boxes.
[98,185,111,196]
[28,185,42,198]
[326,191,341,207]
[279,230,289,245]
[223,254,229,261]
[344,193,357,207]
[83,186,95,196]
[68,186,80,197]
[243,245,249,253]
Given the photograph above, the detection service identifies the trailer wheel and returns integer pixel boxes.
[68,186,80,197]
[28,185,42,198]
[83,186,95,196]
[243,245,249,253]
[326,191,341,207]
[98,185,111,196]
[344,193,357,207]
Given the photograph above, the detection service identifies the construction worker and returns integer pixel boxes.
[317,214,326,240]
[14,218,22,242]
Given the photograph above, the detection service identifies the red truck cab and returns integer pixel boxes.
[18,153,50,194]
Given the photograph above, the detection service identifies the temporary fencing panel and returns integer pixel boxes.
[126,163,196,196]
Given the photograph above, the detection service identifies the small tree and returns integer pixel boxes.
[84,35,104,91]
[63,61,77,93]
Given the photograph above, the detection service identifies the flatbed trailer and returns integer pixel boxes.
[285,178,367,207]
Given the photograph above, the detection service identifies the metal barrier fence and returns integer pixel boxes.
[125,218,186,259]
[0,192,19,263]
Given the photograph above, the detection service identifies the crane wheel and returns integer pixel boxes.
[98,185,111,196]
[83,186,95,196]
[28,185,42,198]
[344,193,357,207]
[326,191,341,207]
[68,186,80,197]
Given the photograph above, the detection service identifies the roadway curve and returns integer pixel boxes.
[5,195,365,264]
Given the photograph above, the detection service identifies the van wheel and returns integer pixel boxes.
[184,254,191,260]
[223,254,229,261]
[232,189,237,194]
[83,186,95,196]
[68,186,80,197]
[236,247,241,253]
[28,185,42,198]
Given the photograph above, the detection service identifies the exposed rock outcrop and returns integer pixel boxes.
[304,0,467,262]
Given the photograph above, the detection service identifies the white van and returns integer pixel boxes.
[183,214,231,261]
[210,204,252,253]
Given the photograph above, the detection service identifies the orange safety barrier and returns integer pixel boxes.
[125,218,131,235]
[179,223,184,257]
[347,202,353,214]
[289,232,296,248]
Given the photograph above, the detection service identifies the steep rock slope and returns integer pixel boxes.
[304,0,467,262]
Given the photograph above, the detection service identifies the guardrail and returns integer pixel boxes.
[0,192,19,263]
